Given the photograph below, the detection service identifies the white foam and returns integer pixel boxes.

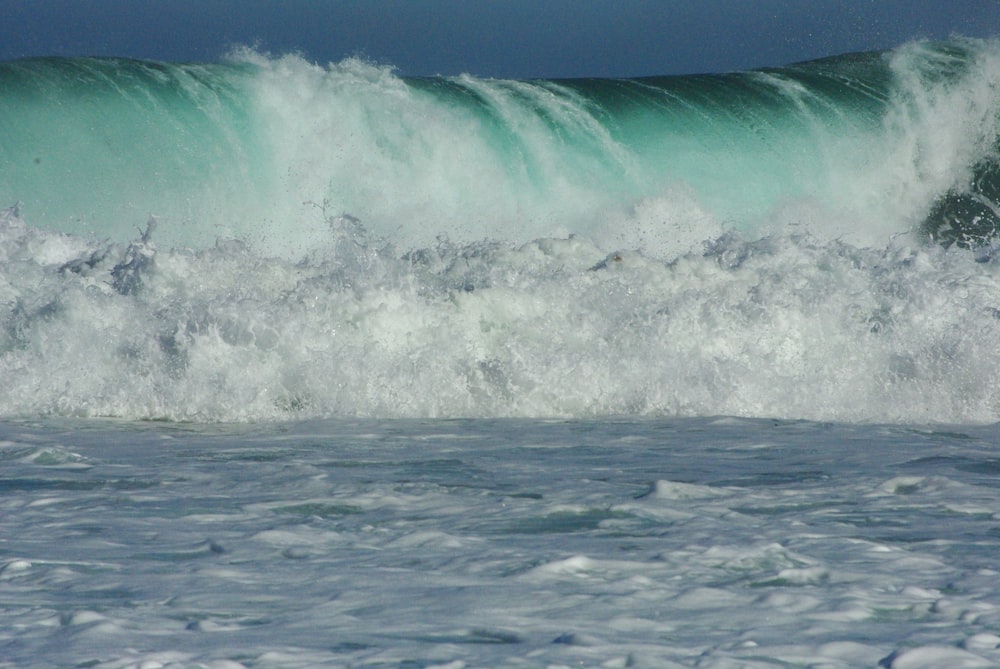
[5,417,1000,667]
[882,645,996,668]
[4,208,1000,422]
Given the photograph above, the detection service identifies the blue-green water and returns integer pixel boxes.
[3,39,999,254]
[2,39,1000,423]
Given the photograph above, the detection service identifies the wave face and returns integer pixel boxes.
[2,39,1000,422]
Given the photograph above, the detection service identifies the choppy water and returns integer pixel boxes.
[2,417,1000,668]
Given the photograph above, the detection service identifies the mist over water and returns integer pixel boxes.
[2,38,1000,422]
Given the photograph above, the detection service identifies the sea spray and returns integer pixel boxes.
[2,38,1000,256]
[3,39,1000,422]
[1,202,999,422]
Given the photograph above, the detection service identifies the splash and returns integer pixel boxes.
[2,39,1000,422]
[1,38,999,257]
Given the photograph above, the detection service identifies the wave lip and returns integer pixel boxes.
[2,38,1000,255]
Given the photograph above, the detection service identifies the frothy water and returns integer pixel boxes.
[3,417,1000,668]
[2,38,1000,422]
[2,203,1000,422]
[4,36,1000,669]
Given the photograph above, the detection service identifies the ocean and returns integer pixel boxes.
[1,37,1000,668]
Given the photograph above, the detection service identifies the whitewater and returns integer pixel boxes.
[2,38,1000,668]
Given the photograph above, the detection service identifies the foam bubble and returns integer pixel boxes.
[2,204,1000,422]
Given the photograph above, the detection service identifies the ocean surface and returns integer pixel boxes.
[2,37,1000,668]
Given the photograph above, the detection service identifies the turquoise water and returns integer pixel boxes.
[2,39,999,254]
[2,39,1000,423]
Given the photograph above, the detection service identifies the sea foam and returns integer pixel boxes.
[2,39,1000,422]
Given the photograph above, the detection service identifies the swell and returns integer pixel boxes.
[0,57,268,246]
[3,39,1000,423]
[0,38,999,256]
